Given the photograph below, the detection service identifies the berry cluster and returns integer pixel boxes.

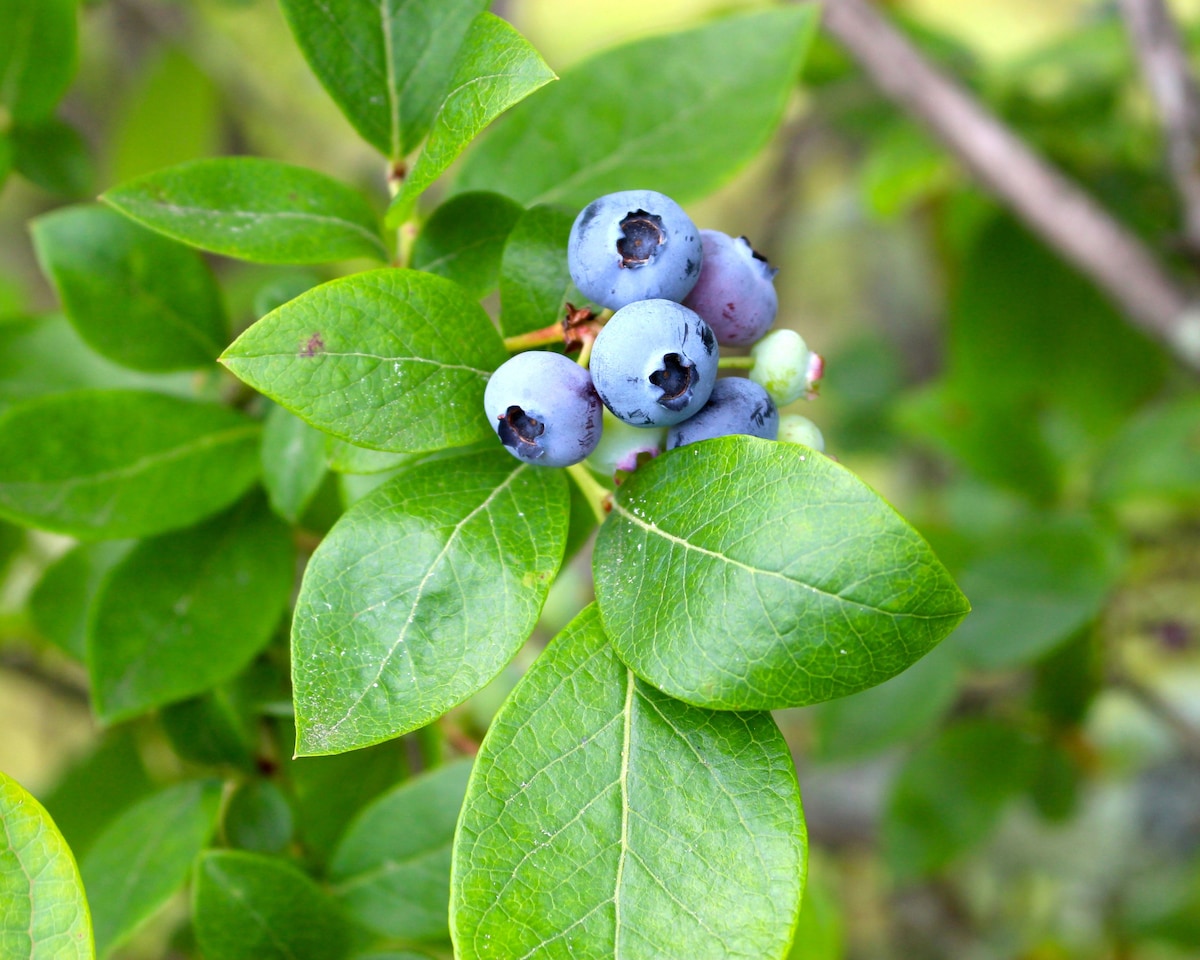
[484,189,825,473]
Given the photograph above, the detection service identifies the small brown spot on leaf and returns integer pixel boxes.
[301,333,325,357]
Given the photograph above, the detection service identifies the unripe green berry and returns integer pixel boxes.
[777,414,824,452]
[584,409,666,479]
[749,329,822,406]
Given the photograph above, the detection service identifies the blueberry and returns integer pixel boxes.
[749,329,820,406]
[682,230,778,346]
[568,190,703,310]
[584,410,666,479]
[589,299,718,427]
[777,413,825,452]
[666,377,779,449]
[484,351,602,467]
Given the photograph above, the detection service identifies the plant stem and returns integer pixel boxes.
[718,355,754,370]
[504,323,567,351]
[566,463,610,525]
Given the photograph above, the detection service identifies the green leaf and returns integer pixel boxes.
[160,688,259,770]
[325,437,415,475]
[81,780,221,958]
[223,780,294,855]
[89,496,294,722]
[410,192,522,300]
[386,14,555,223]
[111,49,221,183]
[453,7,817,208]
[221,269,506,454]
[292,450,567,755]
[0,314,199,417]
[498,203,576,338]
[0,770,93,960]
[0,0,77,124]
[1095,395,1200,507]
[279,0,487,159]
[946,215,1167,443]
[39,729,153,860]
[30,540,132,660]
[0,390,260,538]
[262,404,328,523]
[193,851,351,960]
[11,117,92,197]
[452,604,806,960]
[0,519,21,575]
[813,639,959,762]
[32,204,228,371]
[330,760,471,941]
[787,866,842,960]
[860,121,953,220]
[884,720,1039,880]
[160,676,266,768]
[950,515,1123,669]
[594,437,970,711]
[102,158,387,264]
[278,720,409,866]
[895,383,1061,504]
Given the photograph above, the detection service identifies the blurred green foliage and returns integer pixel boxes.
[0,1,1198,959]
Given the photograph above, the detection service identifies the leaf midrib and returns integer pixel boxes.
[609,499,961,621]
[315,462,527,743]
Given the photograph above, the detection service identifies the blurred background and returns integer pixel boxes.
[2,1,1199,958]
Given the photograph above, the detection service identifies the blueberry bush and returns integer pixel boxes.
[2,2,1199,960]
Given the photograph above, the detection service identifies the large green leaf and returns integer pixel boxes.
[192,851,351,960]
[0,314,199,417]
[594,437,970,711]
[0,390,260,539]
[386,14,555,223]
[949,515,1123,669]
[498,204,576,338]
[452,604,806,960]
[279,0,487,159]
[221,269,506,454]
[102,158,387,264]
[31,205,227,371]
[0,771,93,960]
[330,760,471,941]
[410,192,523,299]
[88,497,295,722]
[0,0,77,124]
[453,7,817,207]
[81,780,221,958]
[292,450,567,755]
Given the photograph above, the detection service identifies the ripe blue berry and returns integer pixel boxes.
[589,299,718,427]
[568,190,703,310]
[666,377,779,449]
[682,230,778,346]
[484,351,602,467]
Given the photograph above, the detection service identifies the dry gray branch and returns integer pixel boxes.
[817,0,1200,371]
[1119,0,1200,251]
